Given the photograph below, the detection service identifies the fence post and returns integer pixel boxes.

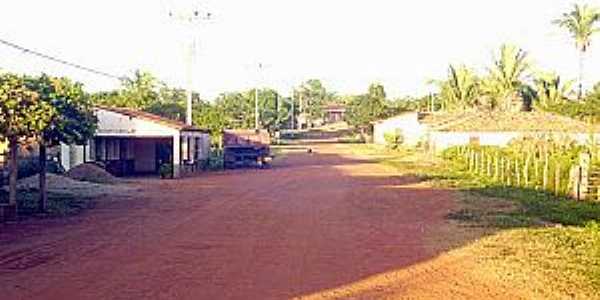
[487,154,492,177]
[494,154,499,181]
[580,153,591,200]
[535,158,539,187]
[480,151,486,175]
[516,159,521,187]
[571,165,581,200]
[543,153,549,190]
[555,163,561,196]
[500,157,505,183]
[506,158,512,186]
[524,153,530,187]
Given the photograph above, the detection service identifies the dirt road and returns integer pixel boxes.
[1,144,519,299]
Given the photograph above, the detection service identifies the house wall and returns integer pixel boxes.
[61,143,86,171]
[373,112,427,146]
[95,109,179,137]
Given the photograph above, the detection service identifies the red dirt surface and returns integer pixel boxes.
[0,143,521,299]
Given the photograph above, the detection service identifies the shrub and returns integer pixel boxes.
[159,163,173,179]
[384,130,405,150]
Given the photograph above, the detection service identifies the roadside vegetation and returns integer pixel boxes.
[348,143,600,298]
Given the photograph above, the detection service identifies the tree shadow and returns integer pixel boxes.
[1,144,596,299]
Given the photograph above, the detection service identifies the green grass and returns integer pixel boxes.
[1,190,94,217]
[348,144,600,297]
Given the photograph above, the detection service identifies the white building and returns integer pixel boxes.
[61,106,210,178]
[372,111,600,153]
[372,112,429,146]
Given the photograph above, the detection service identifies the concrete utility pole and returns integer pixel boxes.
[168,5,212,126]
[291,89,295,130]
[255,62,266,130]
[255,86,260,129]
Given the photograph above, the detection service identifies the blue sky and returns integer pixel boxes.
[1,0,598,99]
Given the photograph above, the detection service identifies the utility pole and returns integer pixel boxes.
[255,62,266,130]
[291,89,295,130]
[168,5,212,126]
[255,86,260,129]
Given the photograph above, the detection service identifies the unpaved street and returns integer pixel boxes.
[1,144,519,299]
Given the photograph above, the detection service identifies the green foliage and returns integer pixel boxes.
[554,3,600,98]
[159,163,173,179]
[483,44,531,111]
[28,74,97,147]
[345,83,387,127]
[430,65,480,111]
[383,130,404,150]
[0,73,52,140]
[295,79,333,121]
[540,82,600,122]
[534,72,575,107]
[553,4,600,53]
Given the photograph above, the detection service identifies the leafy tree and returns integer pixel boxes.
[0,73,52,210]
[193,100,228,146]
[345,83,387,129]
[145,84,187,122]
[27,75,97,212]
[383,97,419,118]
[296,79,333,122]
[213,91,254,129]
[117,70,160,109]
[554,3,600,99]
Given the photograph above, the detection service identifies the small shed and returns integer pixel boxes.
[61,106,210,178]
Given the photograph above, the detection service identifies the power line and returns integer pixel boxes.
[0,38,125,80]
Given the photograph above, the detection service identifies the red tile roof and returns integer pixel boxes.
[420,111,600,133]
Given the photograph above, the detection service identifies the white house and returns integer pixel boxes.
[372,112,428,146]
[61,106,210,178]
[373,110,600,153]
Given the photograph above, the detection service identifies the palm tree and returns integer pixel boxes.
[534,72,575,108]
[553,3,600,99]
[484,44,531,111]
[428,65,479,111]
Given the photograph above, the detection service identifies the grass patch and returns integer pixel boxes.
[348,144,600,298]
[1,190,94,217]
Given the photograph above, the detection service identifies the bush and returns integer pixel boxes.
[159,163,173,179]
[384,130,404,150]
[206,148,224,170]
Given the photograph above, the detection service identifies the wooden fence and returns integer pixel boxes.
[449,146,598,201]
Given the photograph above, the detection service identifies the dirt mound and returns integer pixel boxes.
[15,173,133,198]
[66,163,119,184]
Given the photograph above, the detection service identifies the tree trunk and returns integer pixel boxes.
[8,136,18,207]
[38,143,47,213]
[578,49,585,100]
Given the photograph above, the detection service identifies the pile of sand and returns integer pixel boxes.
[14,173,134,198]
[66,163,119,184]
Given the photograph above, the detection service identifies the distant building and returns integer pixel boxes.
[373,111,599,152]
[61,106,211,178]
[323,104,346,124]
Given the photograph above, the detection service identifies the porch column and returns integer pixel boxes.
[173,134,181,178]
